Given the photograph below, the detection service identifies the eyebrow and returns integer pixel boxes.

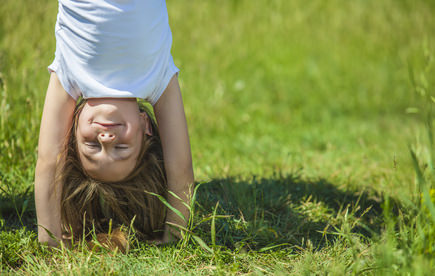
[82,152,132,164]
[81,145,133,163]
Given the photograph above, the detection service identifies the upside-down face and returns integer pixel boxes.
[75,98,152,182]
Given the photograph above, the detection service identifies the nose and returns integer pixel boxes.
[98,132,116,144]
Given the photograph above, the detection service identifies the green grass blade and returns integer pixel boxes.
[195,215,231,225]
[426,113,435,170]
[410,147,425,191]
[192,235,213,253]
[258,243,290,252]
[37,225,58,246]
[168,190,191,210]
[422,186,435,223]
[165,221,192,234]
[145,191,186,222]
[168,190,183,202]
[211,201,219,248]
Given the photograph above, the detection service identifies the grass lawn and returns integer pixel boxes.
[1,0,435,274]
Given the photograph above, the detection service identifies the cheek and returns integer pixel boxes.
[78,104,92,122]
[123,124,143,145]
[76,121,96,141]
[77,109,97,139]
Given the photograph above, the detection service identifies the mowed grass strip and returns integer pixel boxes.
[1,0,435,274]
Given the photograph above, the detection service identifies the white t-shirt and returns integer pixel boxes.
[48,0,179,105]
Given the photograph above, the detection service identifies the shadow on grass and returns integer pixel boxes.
[0,172,393,253]
[0,191,36,231]
[194,173,389,251]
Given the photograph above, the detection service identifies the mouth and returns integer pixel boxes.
[94,122,123,128]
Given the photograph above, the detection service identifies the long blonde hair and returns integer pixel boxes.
[59,99,167,243]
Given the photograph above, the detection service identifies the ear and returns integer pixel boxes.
[140,113,153,136]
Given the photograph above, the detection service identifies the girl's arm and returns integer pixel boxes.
[154,74,194,242]
[35,72,76,246]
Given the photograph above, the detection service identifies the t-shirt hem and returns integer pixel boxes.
[150,63,180,106]
[47,61,80,101]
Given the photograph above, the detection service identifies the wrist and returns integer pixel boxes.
[163,224,180,242]
[38,235,60,247]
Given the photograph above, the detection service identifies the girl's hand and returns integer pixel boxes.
[149,232,177,246]
[149,238,165,246]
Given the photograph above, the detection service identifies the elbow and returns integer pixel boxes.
[36,148,65,170]
[36,153,60,167]
[35,158,58,175]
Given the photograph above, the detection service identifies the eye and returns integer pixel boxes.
[85,142,100,149]
[115,144,128,150]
